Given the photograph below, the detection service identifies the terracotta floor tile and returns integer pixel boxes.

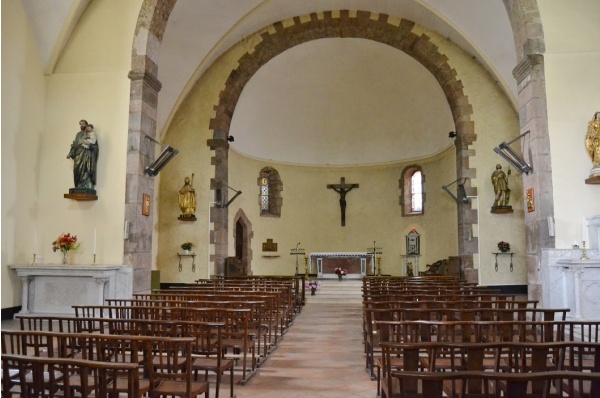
[234,301,376,397]
[1,299,376,398]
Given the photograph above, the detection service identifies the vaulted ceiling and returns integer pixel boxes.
[22,0,516,166]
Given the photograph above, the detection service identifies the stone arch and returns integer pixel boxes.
[207,11,478,279]
[502,0,551,303]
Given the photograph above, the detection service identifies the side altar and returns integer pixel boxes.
[309,252,374,279]
[9,265,133,316]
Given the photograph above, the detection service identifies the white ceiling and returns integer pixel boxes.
[21,0,517,166]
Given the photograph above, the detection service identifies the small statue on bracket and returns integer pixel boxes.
[178,173,197,221]
[491,164,513,213]
[65,119,99,199]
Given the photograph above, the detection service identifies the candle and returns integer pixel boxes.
[93,229,97,255]
[582,218,589,243]
[34,228,37,253]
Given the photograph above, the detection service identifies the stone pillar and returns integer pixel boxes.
[512,54,554,304]
[207,130,231,277]
[126,63,162,292]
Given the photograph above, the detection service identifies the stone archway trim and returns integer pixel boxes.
[207,10,478,280]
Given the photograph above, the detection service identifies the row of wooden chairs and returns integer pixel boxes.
[2,330,211,398]
[12,317,241,397]
[361,276,600,397]
[381,340,600,398]
[363,298,564,379]
[70,305,257,383]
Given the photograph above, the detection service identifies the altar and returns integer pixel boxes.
[541,249,600,320]
[9,265,133,316]
[309,252,374,279]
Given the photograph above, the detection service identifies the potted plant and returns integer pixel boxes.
[497,241,511,253]
[181,242,194,254]
[334,267,348,280]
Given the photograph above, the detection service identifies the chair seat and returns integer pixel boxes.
[192,357,234,373]
[150,379,209,397]
[109,376,152,396]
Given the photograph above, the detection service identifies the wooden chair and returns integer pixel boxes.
[145,336,209,398]
[390,370,600,398]
[1,354,139,398]
[191,322,234,398]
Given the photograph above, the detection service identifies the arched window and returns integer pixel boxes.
[400,165,424,216]
[260,173,270,214]
[411,171,423,213]
[258,167,282,217]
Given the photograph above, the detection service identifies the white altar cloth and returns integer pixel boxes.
[9,265,133,316]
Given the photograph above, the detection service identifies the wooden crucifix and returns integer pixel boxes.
[327,177,359,226]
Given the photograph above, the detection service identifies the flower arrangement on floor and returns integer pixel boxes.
[497,241,511,253]
[305,280,321,295]
[52,233,80,264]
[334,267,348,280]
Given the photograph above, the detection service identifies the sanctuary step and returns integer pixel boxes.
[305,279,363,304]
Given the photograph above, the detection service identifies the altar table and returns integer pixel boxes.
[309,252,374,279]
[9,265,133,316]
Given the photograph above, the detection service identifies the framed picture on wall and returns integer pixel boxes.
[526,188,535,212]
[142,193,151,216]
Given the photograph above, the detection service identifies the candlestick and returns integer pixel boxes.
[93,229,97,255]
[32,253,37,265]
[93,253,96,265]
[581,241,589,260]
[34,228,37,253]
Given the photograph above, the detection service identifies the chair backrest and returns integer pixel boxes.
[1,354,140,398]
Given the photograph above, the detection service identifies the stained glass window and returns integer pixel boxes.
[260,173,270,213]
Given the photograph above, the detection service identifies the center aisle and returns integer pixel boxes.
[237,301,376,398]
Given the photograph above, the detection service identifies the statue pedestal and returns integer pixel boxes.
[491,206,513,214]
[585,175,600,184]
[64,188,98,201]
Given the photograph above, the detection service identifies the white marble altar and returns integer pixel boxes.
[541,249,600,320]
[9,265,133,316]
[309,252,374,279]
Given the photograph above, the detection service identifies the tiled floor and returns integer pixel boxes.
[1,300,377,398]
[237,301,376,398]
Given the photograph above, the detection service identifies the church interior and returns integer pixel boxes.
[2,1,599,320]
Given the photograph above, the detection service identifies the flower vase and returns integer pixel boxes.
[311,288,316,296]
[338,274,342,281]
[62,251,69,265]
[183,250,190,255]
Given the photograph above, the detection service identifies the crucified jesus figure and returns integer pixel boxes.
[327,177,359,226]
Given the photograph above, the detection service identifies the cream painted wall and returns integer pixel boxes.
[1,0,47,308]
[421,28,526,286]
[227,150,459,276]
[156,36,239,282]
[539,0,600,248]
[1,0,141,309]
[157,20,523,286]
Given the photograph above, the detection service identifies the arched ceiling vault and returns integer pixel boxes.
[22,0,516,166]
